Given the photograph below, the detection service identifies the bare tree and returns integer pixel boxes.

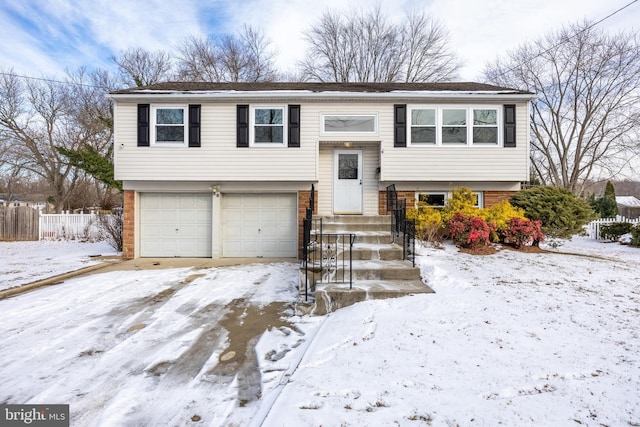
[0,69,115,212]
[175,35,220,82]
[111,47,173,87]
[299,5,461,82]
[484,22,640,194]
[401,10,460,82]
[176,25,278,82]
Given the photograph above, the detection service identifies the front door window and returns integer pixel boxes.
[338,154,359,179]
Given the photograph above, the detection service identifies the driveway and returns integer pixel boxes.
[0,259,321,426]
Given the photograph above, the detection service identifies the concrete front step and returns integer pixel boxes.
[299,214,431,315]
[309,280,434,315]
[320,215,392,224]
[317,215,392,233]
[351,243,404,261]
[320,223,392,233]
[311,231,393,245]
[342,260,421,281]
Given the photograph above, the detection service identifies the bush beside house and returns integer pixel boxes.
[408,187,546,251]
[509,186,596,239]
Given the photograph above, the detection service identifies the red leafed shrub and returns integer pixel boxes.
[503,217,545,248]
[447,213,496,249]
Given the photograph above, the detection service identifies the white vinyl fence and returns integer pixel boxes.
[584,216,640,240]
[39,213,102,241]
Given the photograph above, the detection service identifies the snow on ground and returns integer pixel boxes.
[1,238,639,426]
[261,238,640,427]
[0,240,117,291]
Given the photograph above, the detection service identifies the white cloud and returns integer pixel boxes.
[0,0,638,80]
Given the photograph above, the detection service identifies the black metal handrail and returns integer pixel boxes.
[386,184,416,266]
[302,184,356,301]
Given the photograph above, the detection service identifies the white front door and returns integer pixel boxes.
[333,149,363,214]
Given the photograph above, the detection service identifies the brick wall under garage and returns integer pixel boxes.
[122,190,135,259]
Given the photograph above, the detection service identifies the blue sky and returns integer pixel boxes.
[0,0,638,82]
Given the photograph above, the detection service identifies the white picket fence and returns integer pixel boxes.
[584,216,640,240]
[39,213,102,240]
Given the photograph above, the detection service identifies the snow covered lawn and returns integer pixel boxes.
[0,238,639,426]
[0,240,117,291]
[265,239,640,426]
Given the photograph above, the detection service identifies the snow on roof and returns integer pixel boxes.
[109,82,536,99]
[616,196,640,207]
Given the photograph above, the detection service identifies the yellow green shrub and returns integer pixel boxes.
[481,200,527,234]
[441,187,480,222]
[407,205,445,242]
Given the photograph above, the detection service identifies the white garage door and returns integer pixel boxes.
[222,194,297,257]
[140,193,212,257]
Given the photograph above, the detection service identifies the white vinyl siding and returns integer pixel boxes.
[114,100,529,184]
[382,103,529,182]
[114,103,316,182]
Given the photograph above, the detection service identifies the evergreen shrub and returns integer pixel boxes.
[630,225,640,247]
[600,222,634,242]
[510,186,597,239]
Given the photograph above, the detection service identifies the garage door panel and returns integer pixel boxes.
[222,194,297,258]
[140,193,212,257]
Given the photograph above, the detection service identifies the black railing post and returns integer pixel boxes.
[385,184,415,265]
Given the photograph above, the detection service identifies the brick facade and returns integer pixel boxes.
[122,190,135,260]
[298,190,318,259]
[378,191,416,214]
[484,191,517,208]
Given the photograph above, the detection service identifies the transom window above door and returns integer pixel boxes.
[323,114,377,134]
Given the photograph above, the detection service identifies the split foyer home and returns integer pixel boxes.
[110,82,536,260]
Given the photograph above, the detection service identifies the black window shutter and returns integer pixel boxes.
[288,104,301,148]
[237,105,249,148]
[394,104,407,147]
[188,104,201,147]
[137,104,150,147]
[504,104,516,147]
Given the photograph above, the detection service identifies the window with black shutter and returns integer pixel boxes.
[288,105,300,148]
[504,104,516,147]
[237,105,249,147]
[188,104,201,148]
[137,104,150,147]
[394,104,407,147]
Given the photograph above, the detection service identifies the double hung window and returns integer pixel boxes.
[253,107,285,145]
[409,106,501,146]
[410,109,436,144]
[152,106,187,146]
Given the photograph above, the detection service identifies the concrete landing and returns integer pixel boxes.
[309,280,434,315]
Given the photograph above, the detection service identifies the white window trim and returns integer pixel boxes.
[150,104,188,147]
[416,191,484,208]
[250,105,287,147]
[321,114,378,135]
[408,105,502,147]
